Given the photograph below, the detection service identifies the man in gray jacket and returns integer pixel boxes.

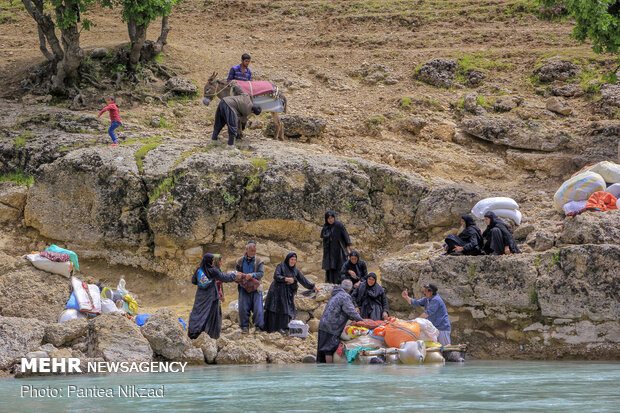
[317,279,363,363]
[212,84,262,148]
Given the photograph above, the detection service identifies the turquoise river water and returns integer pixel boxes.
[1,361,618,412]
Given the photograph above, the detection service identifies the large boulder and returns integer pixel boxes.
[192,332,218,364]
[534,60,580,82]
[416,59,457,88]
[44,318,89,347]
[264,115,326,139]
[0,182,27,224]
[140,308,202,362]
[599,83,620,117]
[558,209,620,245]
[0,264,71,323]
[294,295,319,312]
[89,313,152,362]
[24,147,148,250]
[164,77,198,96]
[215,336,267,364]
[460,116,571,151]
[0,316,46,371]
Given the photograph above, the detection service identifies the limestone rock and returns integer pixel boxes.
[90,48,108,58]
[599,83,620,117]
[192,332,218,364]
[546,97,572,116]
[0,316,45,370]
[417,59,457,88]
[0,182,27,211]
[399,117,427,135]
[460,116,571,151]
[549,83,583,98]
[216,337,266,364]
[44,318,89,347]
[24,147,147,250]
[534,60,580,82]
[140,308,196,361]
[295,295,319,312]
[295,311,311,323]
[493,96,519,113]
[313,303,327,319]
[165,77,198,96]
[90,313,152,362]
[308,318,320,333]
[558,209,620,245]
[315,283,334,302]
[264,115,326,139]
[0,265,71,323]
[465,69,485,87]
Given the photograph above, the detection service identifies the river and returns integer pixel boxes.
[1,361,618,412]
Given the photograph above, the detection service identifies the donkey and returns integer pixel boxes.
[202,73,287,140]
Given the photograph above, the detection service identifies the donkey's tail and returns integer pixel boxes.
[281,94,288,114]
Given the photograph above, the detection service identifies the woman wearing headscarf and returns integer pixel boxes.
[444,214,483,256]
[482,211,521,255]
[352,273,388,321]
[264,253,320,333]
[188,253,241,340]
[339,250,368,287]
[321,210,352,284]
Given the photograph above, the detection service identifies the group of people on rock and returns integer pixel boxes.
[444,212,521,256]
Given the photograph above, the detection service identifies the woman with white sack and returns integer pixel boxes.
[482,211,521,255]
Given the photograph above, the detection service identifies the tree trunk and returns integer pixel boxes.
[22,0,64,62]
[127,18,137,44]
[51,5,83,93]
[128,23,148,72]
[154,15,171,55]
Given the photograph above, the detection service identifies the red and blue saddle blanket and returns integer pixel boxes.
[236,81,285,113]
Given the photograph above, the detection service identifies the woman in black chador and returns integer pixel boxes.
[352,273,389,321]
[264,253,319,333]
[482,211,521,255]
[188,253,241,340]
[321,210,352,284]
[444,214,483,256]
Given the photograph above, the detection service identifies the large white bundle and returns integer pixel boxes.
[605,183,620,198]
[101,298,120,314]
[587,161,620,183]
[71,276,102,315]
[472,197,519,219]
[489,209,522,225]
[414,318,439,342]
[553,171,606,212]
[25,253,73,278]
[562,200,587,215]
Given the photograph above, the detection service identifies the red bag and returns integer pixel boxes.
[352,319,386,329]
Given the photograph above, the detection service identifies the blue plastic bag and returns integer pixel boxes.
[65,292,79,310]
[178,318,186,330]
[135,314,151,326]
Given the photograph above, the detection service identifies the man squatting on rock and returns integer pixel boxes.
[211,81,262,148]
[317,279,363,363]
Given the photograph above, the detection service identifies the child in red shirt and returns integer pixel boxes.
[98,96,122,146]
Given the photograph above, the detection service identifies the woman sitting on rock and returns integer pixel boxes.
[188,253,242,340]
[352,273,388,321]
[482,211,521,255]
[340,250,368,288]
[444,214,483,256]
[264,252,320,334]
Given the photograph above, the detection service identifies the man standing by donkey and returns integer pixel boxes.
[235,241,265,333]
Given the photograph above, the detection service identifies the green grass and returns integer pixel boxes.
[529,288,539,307]
[13,130,34,148]
[219,188,239,206]
[551,250,560,266]
[469,263,476,280]
[344,202,353,211]
[120,136,163,146]
[457,52,514,73]
[134,142,162,172]
[476,96,491,108]
[250,157,269,171]
[383,176,398,195]
[245,158,270,191]
[149,172,186,203]
[399,97,412,110]
[0,169,34,187]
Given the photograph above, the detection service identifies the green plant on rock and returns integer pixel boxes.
[134,141,162,172]
[149,172,185,203]
[552,250,560,266]
[0,169,34,187]
[344,202,353,211]
[383,176,398,195]
[219,188,239,206]
[399,97,412,110]
[529,288,539,309]
[469,263,476,279]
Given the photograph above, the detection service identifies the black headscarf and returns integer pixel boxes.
[200,253,215,273]
[324,210,335,225]
[462,214,477,228]
[285,252,297,270]
[484,211,502,229]
[367,272,377,280]
[349,250,359,259]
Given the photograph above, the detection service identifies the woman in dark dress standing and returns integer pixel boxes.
[264,252,320,333]
[188,253,241,340]
[352,273,389,321]
[321,210,352,284]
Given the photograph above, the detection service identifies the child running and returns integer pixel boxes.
[98,96,122,146]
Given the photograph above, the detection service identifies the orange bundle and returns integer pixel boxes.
[585,191,617,212]
[384,320,421,348]
[371,325,387,337]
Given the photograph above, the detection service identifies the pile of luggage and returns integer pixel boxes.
[555,161,620,215]
[334,317,466,365]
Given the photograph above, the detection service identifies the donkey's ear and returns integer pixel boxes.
[208,72,216,81]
